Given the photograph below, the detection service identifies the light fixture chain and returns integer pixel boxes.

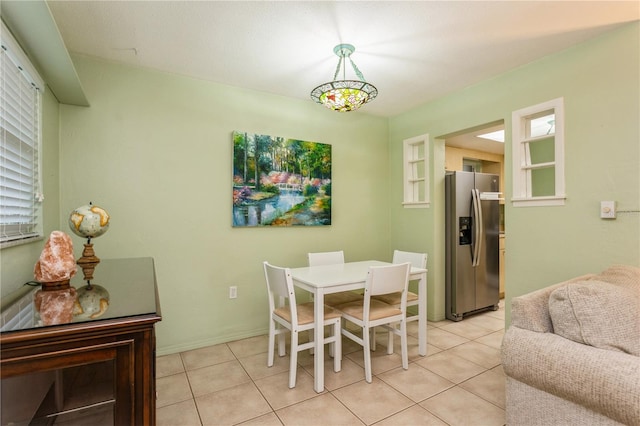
[333,56,344,81]
[348,57,366,81]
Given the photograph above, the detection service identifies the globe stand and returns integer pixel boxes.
[77,237,100,288]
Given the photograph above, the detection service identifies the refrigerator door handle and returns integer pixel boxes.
[471,189,483,267]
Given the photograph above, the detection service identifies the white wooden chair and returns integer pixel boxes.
[334,262,411,383]
[307,251,363,307]
[372,250,427,349]
[373,250,427,323]
[263,261,342,388]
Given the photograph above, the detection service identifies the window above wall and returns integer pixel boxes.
[511,98,566,207]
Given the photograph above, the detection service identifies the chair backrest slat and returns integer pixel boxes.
[308,250,345,267]
[264,262,293,299]
[366,262,411,297]
[392,250,427,269]
[263,261,300,326]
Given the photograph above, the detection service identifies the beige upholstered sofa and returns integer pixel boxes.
[502,265,640,426]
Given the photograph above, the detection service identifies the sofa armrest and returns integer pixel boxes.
[511,274,594,332]
[502,326,640,425]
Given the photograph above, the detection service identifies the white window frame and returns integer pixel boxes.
[1,22,45,248]
[511,98,566,207]
[402,134,429,208]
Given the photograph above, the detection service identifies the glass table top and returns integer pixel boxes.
[1,257,159,333]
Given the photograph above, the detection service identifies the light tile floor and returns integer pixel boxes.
[156,301,506,426]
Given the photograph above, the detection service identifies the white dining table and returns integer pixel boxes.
[289,260,428,393]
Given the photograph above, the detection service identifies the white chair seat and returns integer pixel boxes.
[335,299,401,321]
[324,291,364,307]
[274,302,341,325]
[372,291,418,305]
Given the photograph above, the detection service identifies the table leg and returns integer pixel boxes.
[418,272,427,356]
[313,289,324,392]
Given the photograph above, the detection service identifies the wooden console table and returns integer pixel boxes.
[1,257,162,425]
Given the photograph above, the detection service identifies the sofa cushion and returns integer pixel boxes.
[592,264,640,288]
[511,274,595,333]
[549,278,639,356]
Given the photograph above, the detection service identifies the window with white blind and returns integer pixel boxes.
[1,23,45,247]
[512,98,566,207]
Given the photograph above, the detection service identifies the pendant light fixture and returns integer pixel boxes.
[310,44,378,112]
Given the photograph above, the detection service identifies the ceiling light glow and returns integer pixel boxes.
[477,130,505,143]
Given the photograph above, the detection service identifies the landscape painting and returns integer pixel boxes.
[232,131,332,227]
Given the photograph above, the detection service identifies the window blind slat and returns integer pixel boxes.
[1,102,38,143]
[2,143,35,165]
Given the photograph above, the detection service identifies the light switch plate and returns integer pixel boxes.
[600,201,616,219]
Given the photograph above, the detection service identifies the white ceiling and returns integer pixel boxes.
[45,1,638,119]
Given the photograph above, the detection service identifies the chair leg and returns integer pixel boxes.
[400,320,408,370]
[267,320,275,367]
[328,325,334,358]
[371,327,377,351]
[278,327,286,357]
[362,326,373,383]
[333,320,342,373]
[289,331,299,388]
[309,329,315,355]
[387,327,395,354]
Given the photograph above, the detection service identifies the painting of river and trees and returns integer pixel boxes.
[233,131,332,227]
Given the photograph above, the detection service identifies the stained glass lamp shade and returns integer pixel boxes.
[310,44,378,112]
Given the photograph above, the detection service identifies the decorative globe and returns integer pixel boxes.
[69,204,110,239]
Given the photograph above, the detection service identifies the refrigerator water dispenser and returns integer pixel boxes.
[459,217,472,245]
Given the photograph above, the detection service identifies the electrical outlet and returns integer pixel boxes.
[600,201,616,219]
[229,286,237,299]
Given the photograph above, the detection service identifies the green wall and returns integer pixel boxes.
[388,22,640,323]
[1,88,60,301]
[58,56,390,354]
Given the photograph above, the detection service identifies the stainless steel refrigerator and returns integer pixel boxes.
[445,171,500,321]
